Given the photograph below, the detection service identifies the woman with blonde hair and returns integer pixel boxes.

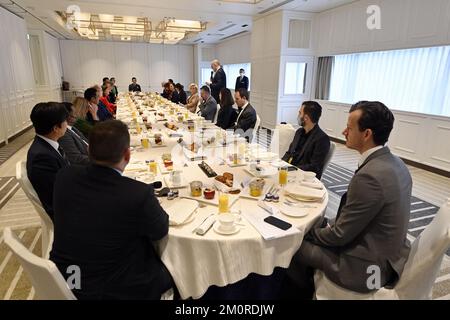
[72,96,99,139]
[185,83,200,113]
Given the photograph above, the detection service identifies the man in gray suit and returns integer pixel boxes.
[282,101,412,299]
[58,102,89,165]
[198,85,217,122]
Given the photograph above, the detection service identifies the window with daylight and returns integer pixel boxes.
[284,62,307,95]
[200,67,211,87]
[222,63,251,91]
[329,46,450,117]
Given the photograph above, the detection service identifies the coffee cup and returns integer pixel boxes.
[218,214,237,232]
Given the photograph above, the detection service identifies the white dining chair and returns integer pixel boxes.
[250,114,261,144]
[271,123,296,156]
[16,161,54,259]
[213,104,220,124]
[3,227,77,300]
[314,198,450,300]
[322,142,336,174]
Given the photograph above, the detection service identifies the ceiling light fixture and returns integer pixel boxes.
[58,11,206,44]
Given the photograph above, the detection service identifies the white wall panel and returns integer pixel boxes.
[316,100,450,172]
[216,34,251,64]
[313,0,450,56]
[59,40,195,94]
[0,7,35,143]
[113,42,132,91]
[148,44,165,91]
[178,45,194,88]
[131,42,150,91]
[60,40,82,89]
[96,41,115,84]
[163,45,179,84]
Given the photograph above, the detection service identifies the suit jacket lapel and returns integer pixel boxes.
[35,136,65,160]
[355,147,390,174]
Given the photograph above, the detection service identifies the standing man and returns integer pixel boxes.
[206,59,226,104]
[235,68,249,91]
[27,102,70,220]
[282,101,412,299]
[128,77,141,92]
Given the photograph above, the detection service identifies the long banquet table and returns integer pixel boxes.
[116,92,329,299]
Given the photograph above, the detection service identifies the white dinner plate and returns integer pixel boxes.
[279,203,309,218]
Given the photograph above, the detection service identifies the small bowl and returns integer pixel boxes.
[203,188,216,200]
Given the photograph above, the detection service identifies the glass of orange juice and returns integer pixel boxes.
[279,167,288,186]
[147,160,157,175]
[141,136,149,149]
[218,192,229,214]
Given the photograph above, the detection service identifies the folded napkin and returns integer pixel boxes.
[298,181,324,190]
[193,214,216,235]
[164,199,198,226]
[284,185,326,200]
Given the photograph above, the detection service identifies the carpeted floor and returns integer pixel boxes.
[0,226,40,300]
[0,128,34,166]
[0,129,449,299]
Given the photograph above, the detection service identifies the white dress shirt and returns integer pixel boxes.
[36,134,61,155]
[358,145,384,168]
[235,101,249,125]
[67,125,88,146]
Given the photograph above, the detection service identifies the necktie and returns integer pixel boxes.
[58,146,70,165]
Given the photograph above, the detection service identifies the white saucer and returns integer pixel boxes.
[213,223,240,235]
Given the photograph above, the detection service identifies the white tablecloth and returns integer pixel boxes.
[117,99,328,299]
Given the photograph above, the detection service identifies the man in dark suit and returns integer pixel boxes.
[27,102,70,221]
[234,88,257,142]
[58,102,89,165]
[282,101,412,299]
[207,59,226,104]
[128,77,141,92]
[281,101,330,179]
[198,85,218,122]
[235,68,249,91]
[50,120,174,300]
[85,86,112,122]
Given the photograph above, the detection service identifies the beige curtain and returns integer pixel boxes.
[315,56,334,100]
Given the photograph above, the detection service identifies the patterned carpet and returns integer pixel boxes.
[322,162,447,256]
[0,128,34,166]
[0,128,449,299]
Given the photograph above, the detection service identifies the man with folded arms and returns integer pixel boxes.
[282,101,412,299]
[27,102,69,221]
[281,101,330,179]
[50,120,174,299]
